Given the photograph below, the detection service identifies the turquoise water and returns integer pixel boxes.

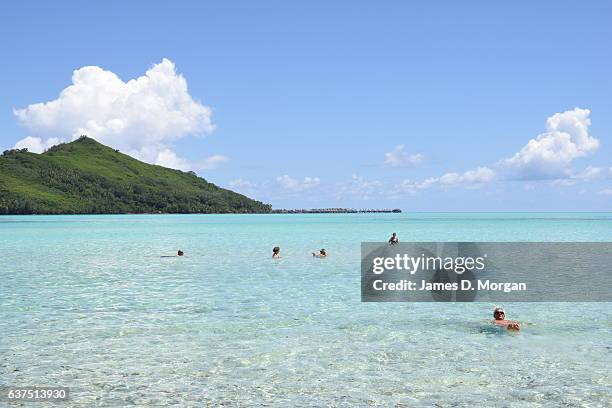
[1,213,611,407]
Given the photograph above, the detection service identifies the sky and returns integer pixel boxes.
[1,1,611,211]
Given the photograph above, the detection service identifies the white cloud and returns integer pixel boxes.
[335,174,385,200]
[572,165,604,181]
[13,58,214,170]
[384,145,424,167]
[13,136,62,153]
[551,165,607,186]
[276,175,320,191]
[198,155,229,170]
[503,108,599,179]
[599,189,612,196]
[154,148,191,171]
[438,167,495,184]
[401,166,495,190]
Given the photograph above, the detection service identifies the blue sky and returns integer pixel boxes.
[1,1,611,210]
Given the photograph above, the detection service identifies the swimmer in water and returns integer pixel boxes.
[389,232,399,245]
[492,307,520,331]
[312,249,327,258]
[161,250,184,258]
[272,246,281,259]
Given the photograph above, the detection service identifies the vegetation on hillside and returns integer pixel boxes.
[0,136,271,214]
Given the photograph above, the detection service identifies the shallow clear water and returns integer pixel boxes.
[1,213,611,407]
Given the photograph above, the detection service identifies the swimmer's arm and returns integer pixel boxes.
[492,320,520,330]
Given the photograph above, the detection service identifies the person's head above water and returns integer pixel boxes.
[177,250,184,256]
[493,307,505,320]
[272,246,281,258]
[320,249,326,255]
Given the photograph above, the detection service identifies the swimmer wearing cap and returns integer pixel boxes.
[492,307,520,331]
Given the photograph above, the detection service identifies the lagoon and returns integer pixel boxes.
[1,213,611,406]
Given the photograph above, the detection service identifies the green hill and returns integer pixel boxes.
[0,136,271,214]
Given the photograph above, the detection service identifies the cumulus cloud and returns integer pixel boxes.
[384,145,424,167]
[154,148,191,171]
[503,108,599,179]
[398,167,495,192]
[572,165,605,181]
[13,58,215,170]
[14,136,62,153]
[276,175,321,191]
[423,167,495,186]
[551,165,607,186]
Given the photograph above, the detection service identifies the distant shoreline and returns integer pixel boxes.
[271,208,402,214]
[0,209,403,215]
